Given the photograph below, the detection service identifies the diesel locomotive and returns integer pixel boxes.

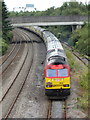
[29,26,71,99]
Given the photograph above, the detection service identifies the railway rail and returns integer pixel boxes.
[1,28,34,119]
[25,27,87,119]
[0,44,17,66]
[62,42,89,67]
[47,100,52,119]
[1,27,88,119]
[47,100,67,119]
[64,100,67,120]
[0,32,24,75]
[0,30,22,66]
[4,47,32,119]
[0,34,17,65]
[21,27,69,119]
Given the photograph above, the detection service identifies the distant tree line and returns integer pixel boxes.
[9,1,89,56]
[9,2,88,17]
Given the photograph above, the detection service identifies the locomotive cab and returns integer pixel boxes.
[44,63,70,98]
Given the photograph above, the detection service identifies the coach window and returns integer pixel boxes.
[47,69,56,77]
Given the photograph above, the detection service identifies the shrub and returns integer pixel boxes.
[0,38,8,56]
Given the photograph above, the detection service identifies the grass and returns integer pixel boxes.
[65,49,80,71]
[80,72,88,90]
[0,31,13,56]
[78,67,89,109]
[65,49,89,112]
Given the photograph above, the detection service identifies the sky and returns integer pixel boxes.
[4,0,89,11]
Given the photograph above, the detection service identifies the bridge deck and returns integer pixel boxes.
[9,15,89,26]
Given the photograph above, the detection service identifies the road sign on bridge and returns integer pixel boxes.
[26,4,34,8]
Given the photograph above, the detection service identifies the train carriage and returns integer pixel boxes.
[29,26,71,99]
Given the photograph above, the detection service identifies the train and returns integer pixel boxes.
[28,26,71,99]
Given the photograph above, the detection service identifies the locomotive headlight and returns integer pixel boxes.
[46,82,52,87]
[63,84,69,87]
[46,82,52,85]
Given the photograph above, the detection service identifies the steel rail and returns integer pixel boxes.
[0,44,17,66]
[47,100,52,120]
[62,42,89,67]
[0,28,28,103]
[0,30,28,102]
[2,29,34,119]
[0,33,22,75]
[63,100,67,120]
[0,30,19,66]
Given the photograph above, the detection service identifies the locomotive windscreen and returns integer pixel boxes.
[47,69,56,77]
[58,69,68,77]
[46,69,68,77]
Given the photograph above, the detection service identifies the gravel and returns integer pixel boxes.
[9,34,49,118]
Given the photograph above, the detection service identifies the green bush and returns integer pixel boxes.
[7,31,13,43]
[0,38,8,56]
[69,24,90,56]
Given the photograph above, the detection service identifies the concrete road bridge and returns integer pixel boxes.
[9,15,89,27]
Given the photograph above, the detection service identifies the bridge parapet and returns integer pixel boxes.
[9,15,89,24]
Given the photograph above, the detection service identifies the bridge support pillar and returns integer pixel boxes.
[71,25,76,32]
[76,25,82,29]
[72,25,82,32]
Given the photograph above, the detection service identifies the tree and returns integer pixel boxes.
[2,1,13,42]
[0,1,13,56]
[68,23,90,56]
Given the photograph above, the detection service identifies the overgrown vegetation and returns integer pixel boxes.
[65,49,88,112]
[0,1,13,56]
[0,38,8,55]
[68,23,90,56]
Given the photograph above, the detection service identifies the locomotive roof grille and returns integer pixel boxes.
[48,56,66,61]
[52,58,66,65]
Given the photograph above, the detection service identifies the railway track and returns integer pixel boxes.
[4,47,32,119]
[64,100,67,120]
[0,29,22,65]
[0,34,17,65]
[46,42,88,119]
[47,99,67,119]
[1,45,28,102]
[1,28,78,119]
[0,28,35,119]
[62,42,89,67]
[47,100,52,119]
[0,30,22,66]
[0,32,24,75]
[19,28,69,120]
[0,44,17,66]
